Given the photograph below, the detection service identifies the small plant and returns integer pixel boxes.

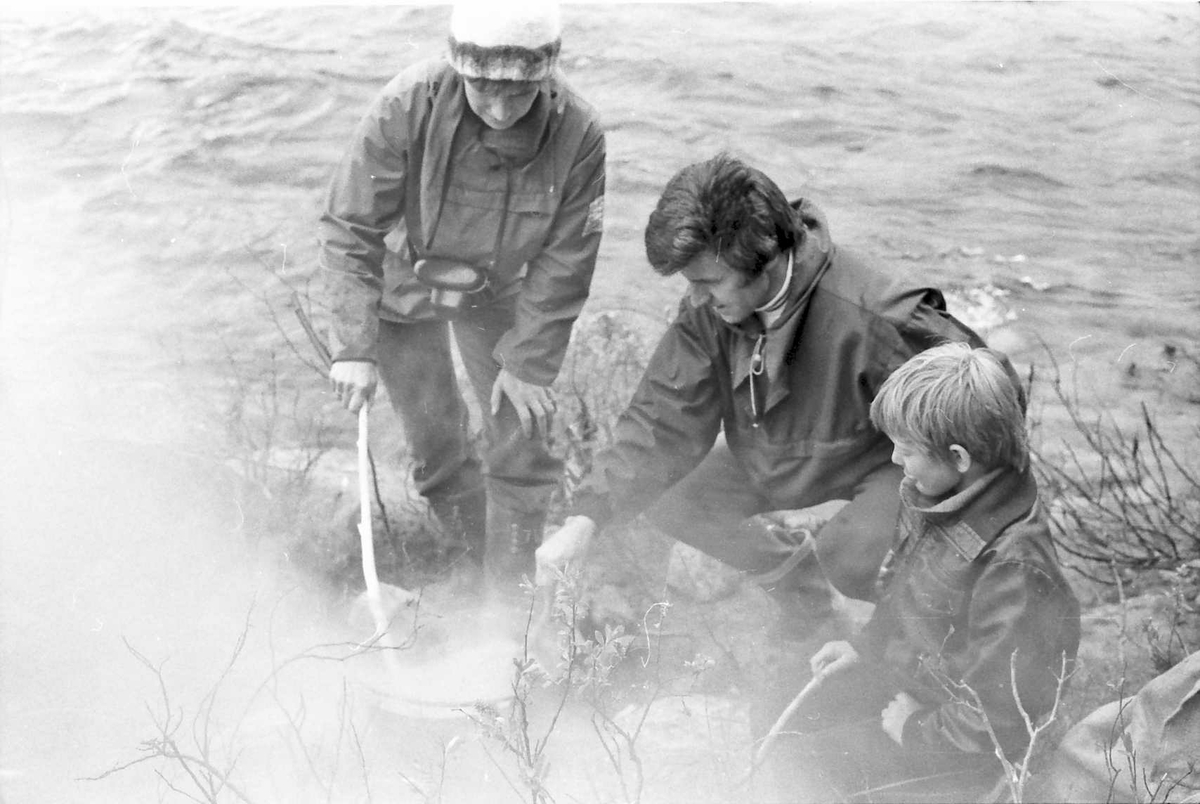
[86,596,432,802]
[917,649,1076,804]
[216,247,341,498]
[1029,350,1200,585]
[1140,577,1196,675]
[1097,678,1199,804]
[469,565,678,804]
[87,628,258,803]
[468,579,581,804]
[579,618,645,804]
[470,665,557,804]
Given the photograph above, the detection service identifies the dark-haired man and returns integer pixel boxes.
[537,153,992,634]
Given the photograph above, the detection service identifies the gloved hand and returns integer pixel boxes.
[535,515,595,586]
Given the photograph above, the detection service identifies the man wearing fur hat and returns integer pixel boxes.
[319,0,605,594]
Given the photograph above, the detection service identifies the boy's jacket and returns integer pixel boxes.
[861,467,1081,757]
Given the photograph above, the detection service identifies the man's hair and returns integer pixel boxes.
[870,342,1029,472]
[644,153,802,279]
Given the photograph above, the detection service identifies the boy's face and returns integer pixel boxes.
[463,77,540,130]
[890,439,964,498]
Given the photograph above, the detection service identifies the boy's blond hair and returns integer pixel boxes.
[870,342,1028,472]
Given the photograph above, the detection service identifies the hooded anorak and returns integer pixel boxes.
[318,58,606,387]
[572,200,983,528]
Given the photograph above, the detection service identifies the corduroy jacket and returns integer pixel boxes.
[571,200,984,527]
[858,467,1082,759]
[318,58,606,386]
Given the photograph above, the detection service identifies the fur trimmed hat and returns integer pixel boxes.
[448,0,562,82]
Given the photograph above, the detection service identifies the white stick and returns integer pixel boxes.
[357,404,389,639]
[753,671,827,767]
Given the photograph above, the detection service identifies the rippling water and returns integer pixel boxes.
[1,4,1197,801]
[2,4,1197,437]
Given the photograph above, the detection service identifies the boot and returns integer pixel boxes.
[427,485,488,567]
[484,505,545,594]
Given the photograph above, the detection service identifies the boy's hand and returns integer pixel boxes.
[881,691,922,745]
[491,369,555,438]
[809,640,860,679]
[535,516,595,586]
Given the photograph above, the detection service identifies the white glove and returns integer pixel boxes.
[535,515,596,586]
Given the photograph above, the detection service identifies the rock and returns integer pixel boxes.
[1157,342,1200,404]
[667,542,742,602]
[586,581,638,624]
[612,694,751,756]
[1069,590,1200,722]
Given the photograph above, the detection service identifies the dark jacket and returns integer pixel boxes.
[572,200,984,527]
[318,58,606,386]
[859,467,1082,759]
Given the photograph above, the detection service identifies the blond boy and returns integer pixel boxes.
[767,343,1081,802]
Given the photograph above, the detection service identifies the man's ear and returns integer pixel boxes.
[948,444,973,474]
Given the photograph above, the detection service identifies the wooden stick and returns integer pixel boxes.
[753,671,827,767]
[357,405,389,641]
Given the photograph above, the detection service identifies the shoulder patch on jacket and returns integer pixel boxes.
[583,195,604,237]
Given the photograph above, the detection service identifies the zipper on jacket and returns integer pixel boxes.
[422,139,513,277]
[488,166,512,275]
[749,331,765,427]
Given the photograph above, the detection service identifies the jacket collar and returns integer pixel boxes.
[728,201,833,406]
[900,466,1039,559]
[418,62,561,254]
